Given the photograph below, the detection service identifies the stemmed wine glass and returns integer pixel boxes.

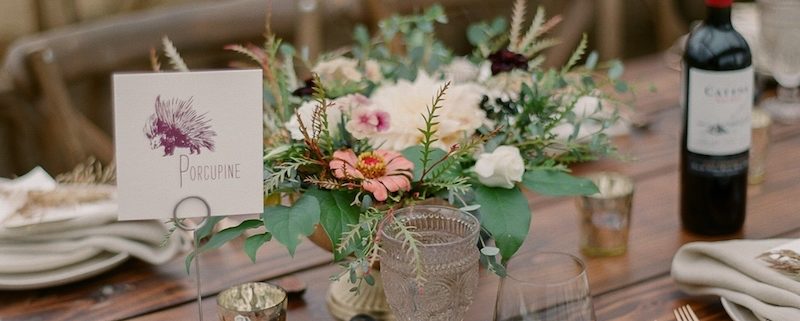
[494,252,596,321]
[758,0,800,123]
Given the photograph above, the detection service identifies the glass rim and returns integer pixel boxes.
[583,171,634,199]
[216,282,287,312]
[504,251,588,286]
[379,205,481,248]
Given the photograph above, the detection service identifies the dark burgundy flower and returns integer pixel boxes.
[291,78,316,97]
[487,49,529,75]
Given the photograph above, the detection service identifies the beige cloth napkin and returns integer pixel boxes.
[672,239,800,320]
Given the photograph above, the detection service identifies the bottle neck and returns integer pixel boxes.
[705,6,732,27]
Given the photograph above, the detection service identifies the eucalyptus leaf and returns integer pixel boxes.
[522,169,598,196]
[262,194,321,256]
[306,188,361,260]
[584,51,599,70]
[474,185,531,264]
[608,60,624,80]
[244,232,272,262]
[353,24,370,46]
[614,80,629,93]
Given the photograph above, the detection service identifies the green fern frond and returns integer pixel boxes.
[161,36,189,72]
[427,176,471,194]
[392,219,427,286]
[310,75,335,153]
[518,6,545,52]
[525,38,561,57]
[528,55,546,70]
[225,44,265,67]
[508,0,526,52]
[264,157,313,195]
[561,33,587,73]
[418,82,451,178]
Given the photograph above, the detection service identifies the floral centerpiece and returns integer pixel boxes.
[168,0,629,298]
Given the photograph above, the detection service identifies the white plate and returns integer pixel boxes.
[0,251,128,290]
[721,297,770,321]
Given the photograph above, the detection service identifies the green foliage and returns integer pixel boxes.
[244,232,272,262]
[474,185,531,264]
[307,188,361,261]
[263,157,314,196]
[185,217,257,273]
[417,82,451,179]
[369,5,452,79]
[562,33,587,73]
[521,169,598,196]
[262,194,321,256]
[389,217,427,285]
[401,146,447,182]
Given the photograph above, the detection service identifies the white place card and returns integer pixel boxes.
[113,70,263,220]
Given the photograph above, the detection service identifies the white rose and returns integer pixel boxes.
[285,101,343,140]
[443,57,480,83]
[573,96,601,118]
[368,71,488,151]
[364,60,383,82]
[312,57,362,84]
[474,145,525,189]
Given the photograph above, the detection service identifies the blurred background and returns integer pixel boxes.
[0,0,714,178]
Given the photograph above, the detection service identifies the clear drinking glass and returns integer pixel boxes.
[494,252,596,321]
[217,282,287,321]
[758,0,800,123]
[380,205,481,321]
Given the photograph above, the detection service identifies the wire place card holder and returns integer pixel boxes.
[113,70,264,319]
[173,196,212,321]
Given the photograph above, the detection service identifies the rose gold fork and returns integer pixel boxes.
[673,304,700,321]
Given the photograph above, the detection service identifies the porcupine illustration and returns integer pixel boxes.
[144,95,216,156]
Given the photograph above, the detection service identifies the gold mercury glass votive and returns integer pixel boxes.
[217,282,287,321]
[749,108,772,185]
[575,172,634,257]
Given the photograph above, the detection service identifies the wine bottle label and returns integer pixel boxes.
[687,66,753,155]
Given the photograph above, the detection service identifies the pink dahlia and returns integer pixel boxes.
[329,149,414,201]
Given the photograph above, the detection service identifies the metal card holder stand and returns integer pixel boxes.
[173,196,212,321]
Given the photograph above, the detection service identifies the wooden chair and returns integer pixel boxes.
[0,0,314,176]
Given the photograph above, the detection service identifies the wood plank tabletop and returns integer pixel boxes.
[2,54,799,321]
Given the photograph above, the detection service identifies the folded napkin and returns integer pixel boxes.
[0,221,183,273]
[0,167,185,289]
[672,239,800,320]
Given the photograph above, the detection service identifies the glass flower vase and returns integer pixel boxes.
[379,205,481,321]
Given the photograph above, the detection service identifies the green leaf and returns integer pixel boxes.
[584,51,599,70]
[608,60,624,79]
[306,188,361,260]
[474,185,531,264]
[244,232,272,262]
[401,145,447,181]
[353,24,370,46]
[614,80,629,93]
[262,194,321,256]
[467,25,488,46]
[522,169,598,196]
[184,217,257,274]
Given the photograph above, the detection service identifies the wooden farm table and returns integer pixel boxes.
[3,54,800,321]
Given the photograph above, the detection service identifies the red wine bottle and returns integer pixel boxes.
[681,0,753,235]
